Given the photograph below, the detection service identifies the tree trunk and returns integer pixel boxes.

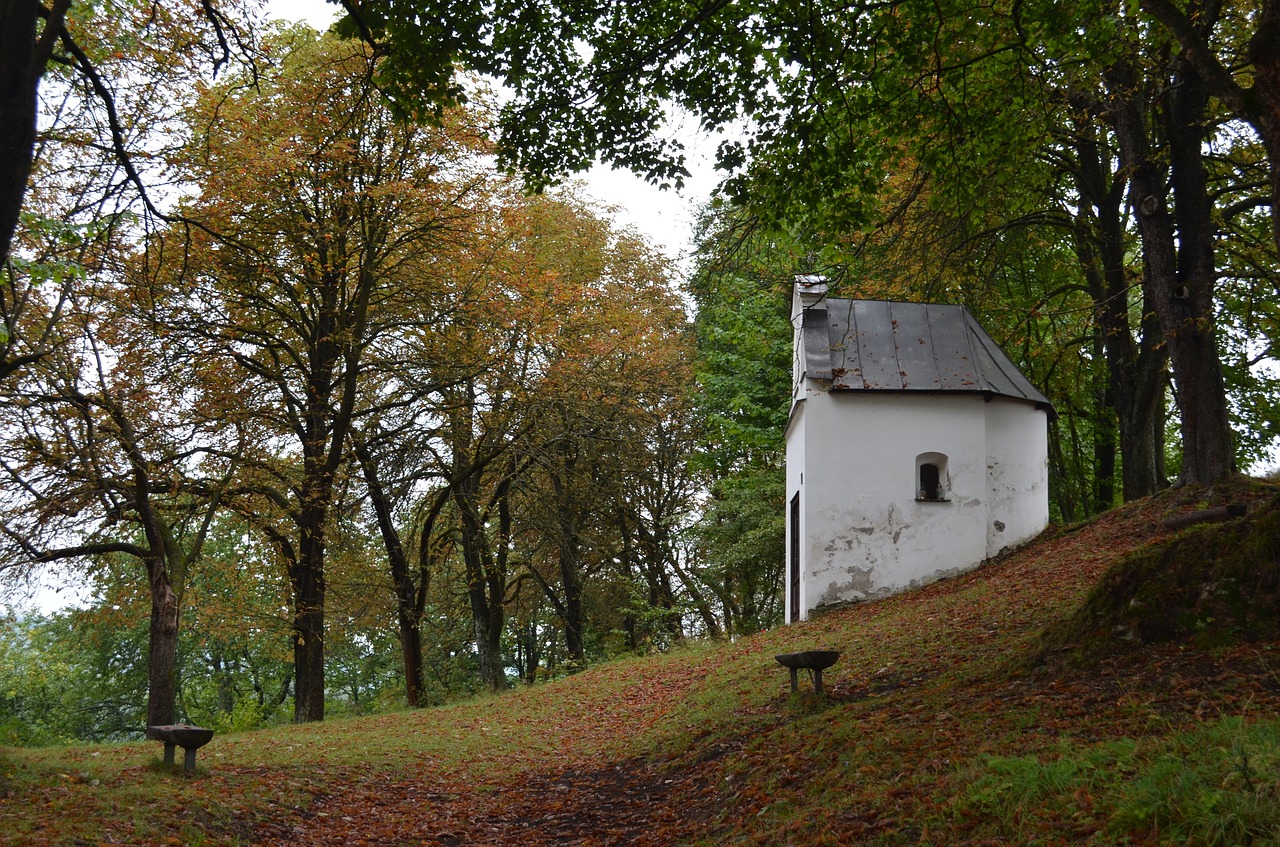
[1090,329,1117,513]
[145,557,180,727]
[1047,418,1078,523]
[353,437,426,707]
[1108,57,1234,486]
[291,520,326,723]
[0,0,65,270]
[515,622,541,685]
[1071,112,1168,501]
[668,557,723,639]
[212,650,235,715]
[456,477,507,692]
[397,614,425,706]
[1158,57,1235,483]
[558,537,586,667]
[470,597,506,691]
[1144,0,1280,256]
[1253,0,1280,255]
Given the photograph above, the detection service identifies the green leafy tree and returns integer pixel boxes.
[176,517,295,732]
[686,210,795,635]
[341,0,1279,487]
[0,602,153,744]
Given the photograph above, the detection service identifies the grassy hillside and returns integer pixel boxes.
[3,479,1280,846]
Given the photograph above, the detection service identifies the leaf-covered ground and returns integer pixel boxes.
[5,479,1280,845]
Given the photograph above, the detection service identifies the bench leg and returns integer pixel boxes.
[163,743,176,767]
[183,747,198,773]
[813,668,825,696]
[788,668,798,693]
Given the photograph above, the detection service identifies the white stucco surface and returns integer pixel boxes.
[983,400,1050,556]
[784,293,1051,623]
[789,392,991,615]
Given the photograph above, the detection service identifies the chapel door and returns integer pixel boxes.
[789,492,800,622]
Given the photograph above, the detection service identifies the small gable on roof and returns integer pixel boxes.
[800,299,1053,415]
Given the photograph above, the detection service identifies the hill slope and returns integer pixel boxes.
[4,480,1280,846]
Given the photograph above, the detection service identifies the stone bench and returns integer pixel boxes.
[776,650,841,696]
[146,724,214,773]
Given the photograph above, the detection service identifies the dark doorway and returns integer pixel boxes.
[789,492,800,622]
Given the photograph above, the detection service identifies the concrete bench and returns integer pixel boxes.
[146,724,214,773]
[776,650,841,696]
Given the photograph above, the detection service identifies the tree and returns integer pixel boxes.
[343,194,507,705]
[686,211,795,635]
[0,606,151,743]
[513,214,692,665]
[177,515,295,730]
[2,0,75,272]
[613,382,708,646]
[346,0,1278,486]
[1140,0,1280,254]
[1,0,260,279]
[350,0,1280,255]
[0,244,242,727]
[160,29,493,720]
[391,192,682,684]
[405,223,546,692]
[0,4,269,726]
[349,430,433,706]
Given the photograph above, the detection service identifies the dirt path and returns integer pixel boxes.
[252,655,728,847]
[256,757,721,847]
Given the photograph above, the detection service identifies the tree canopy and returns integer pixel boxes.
[347,0,1276,485]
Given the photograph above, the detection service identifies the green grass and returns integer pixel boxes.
[5,482,1280,845]
[954,717,1280,846]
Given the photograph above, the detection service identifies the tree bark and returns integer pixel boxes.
[0,0,70,270]
[1252,0,1280,254]
[291,519,327,723]
[1070,110,1168,501]
[292,451,335,722]
[287,260,367,722]
[145,555,180,727]
[353,436,426,707]
[668,557,723,640]
[1108,53,1235,486]
[548,440,588,668]
[456,474,507,692]
[557,529,586,667]
[1142,0,1280,256]
[1159,54,1235,483]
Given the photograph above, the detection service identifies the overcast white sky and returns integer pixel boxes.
[268,0,720,272]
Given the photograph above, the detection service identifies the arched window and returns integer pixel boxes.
[916,452,949,501]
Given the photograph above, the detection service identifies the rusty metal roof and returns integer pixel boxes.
[802,299,1053,413]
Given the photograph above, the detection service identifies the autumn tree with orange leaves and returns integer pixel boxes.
[0,223,246,728]
[149,28,497,721]
[369,191,694,689]
[503,199,697,665]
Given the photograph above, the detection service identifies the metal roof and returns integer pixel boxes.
[801,299,1054,414]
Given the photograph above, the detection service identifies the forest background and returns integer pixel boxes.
[2,0,1279,743]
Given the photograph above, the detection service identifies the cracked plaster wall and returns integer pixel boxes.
[984,399,1050,556]
[786,391,1049,621]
